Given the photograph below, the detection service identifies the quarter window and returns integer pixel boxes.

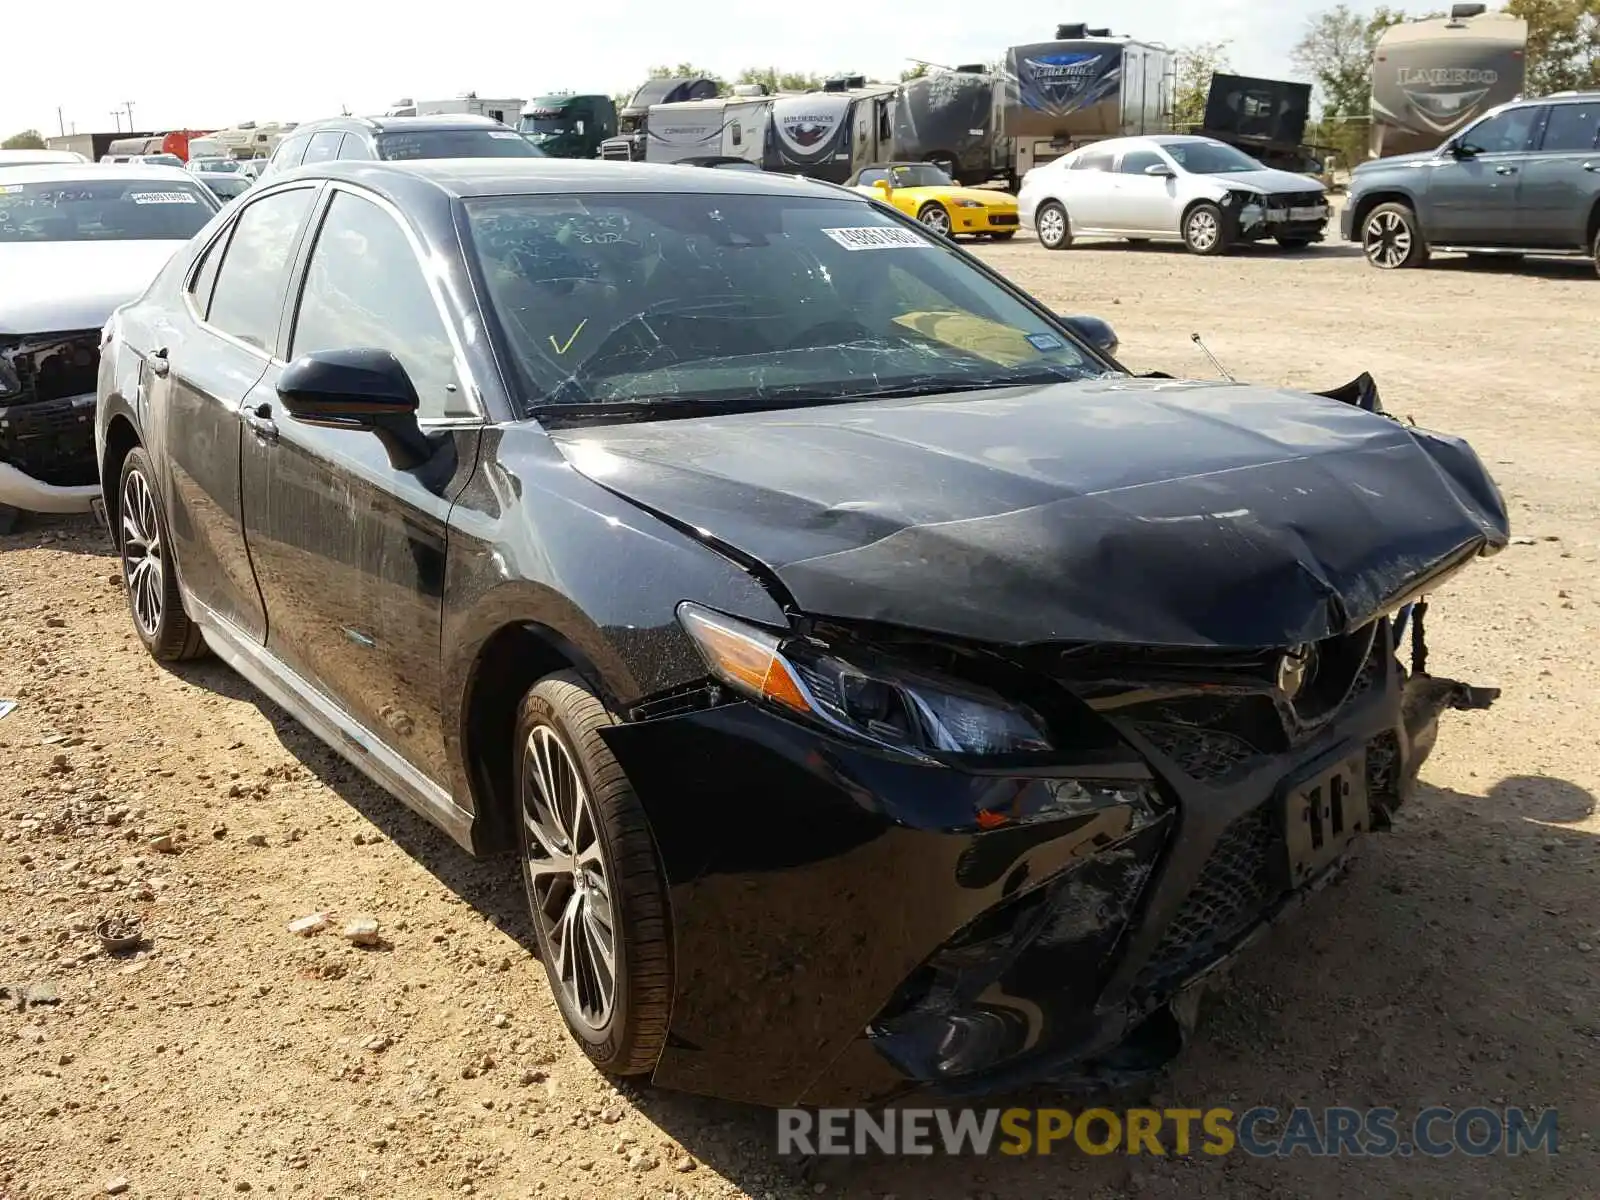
[1541,103,1600,152]
[338,134,375,161]
[1461,106,1539,154]
[267,134,310,174]
[188,227,232,318]
[290,190,469,420]
[205,187,316,352]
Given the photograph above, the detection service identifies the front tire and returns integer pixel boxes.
[515,672,672,1077]
[986,231,1016,241]
[1182,202,1229,256]
[917,202,952,237]
[117,447,205,662]
[1362,202,1428,269]
[1035,201,1072,250]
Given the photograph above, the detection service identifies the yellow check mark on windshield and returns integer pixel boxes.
[549,319,588,355]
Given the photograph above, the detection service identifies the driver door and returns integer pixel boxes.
[238,183,482,788]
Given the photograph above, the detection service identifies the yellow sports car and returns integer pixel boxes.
[850,162,1020,240]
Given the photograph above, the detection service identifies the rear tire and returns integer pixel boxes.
[1182,202,1229,256]
[515,672,672,1077]
[1362,202,1428,269]
[0,504,19,536]
[117,447,206,663]
[1593,229,1600,279]
[1035,201,1071,250]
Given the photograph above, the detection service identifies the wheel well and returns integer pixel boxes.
[461,622,597,853]
[1586,198,1600,251]
[1350,190,1415,238]
[100,414,141,531]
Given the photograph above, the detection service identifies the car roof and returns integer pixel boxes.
[0,149,87,164]
[0,163,203,185]
[298,113,508,134]
[274,158,860,202]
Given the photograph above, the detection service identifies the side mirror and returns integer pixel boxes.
[277,348,435,470]
[1143,163,1175,178]
[1058,314,1119,359]
[1450,140,1479,158]
[873,178,893,197]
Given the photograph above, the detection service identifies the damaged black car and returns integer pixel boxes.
[95,160,1508,1107]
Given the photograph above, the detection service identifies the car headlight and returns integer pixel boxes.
[953,199,985,208]
[677,602,1052,760]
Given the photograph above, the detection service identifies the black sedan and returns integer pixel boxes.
[95,159,1508,1107]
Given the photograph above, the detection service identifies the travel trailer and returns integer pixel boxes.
[1001,25,1173,181]
[600,77,723,160]
[210,121,296,160]
[1197,74,1323,174]
[386,95,524,125]
[891,66,998,184]
[1369,4,1528,158]
[644,94,772,166]
[766,76,897,183]
[519,94,618,158]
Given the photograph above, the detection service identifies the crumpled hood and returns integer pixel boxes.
[553,377,1508,648]
[0,240,186,334]
[1214,168,1326,196]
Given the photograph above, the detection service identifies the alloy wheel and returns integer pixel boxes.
[920,206,951,236]
[120,468,164,639]
[522,725,616,1031]
[1037,205,1067,247]
[1364,210,1412,268]
[1186,209,1220,252]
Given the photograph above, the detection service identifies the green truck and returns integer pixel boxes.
[518,94,618,158]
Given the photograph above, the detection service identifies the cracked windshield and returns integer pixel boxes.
[465,192,1108,412]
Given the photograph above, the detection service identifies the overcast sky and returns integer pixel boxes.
[4,0,1352,140]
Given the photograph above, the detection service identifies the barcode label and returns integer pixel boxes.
[822,226,930,251]
[131,192,198,205]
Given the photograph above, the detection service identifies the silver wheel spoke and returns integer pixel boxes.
[520,721,618,1031]
[120,469,164,637]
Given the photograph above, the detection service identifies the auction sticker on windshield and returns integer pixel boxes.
[488,131,522,139]
[131,192,198,205]
[822,226,931,251]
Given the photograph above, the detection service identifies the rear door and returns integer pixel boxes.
[154,183,320,641]
[1516,102,1600,249]
[1426,105,1542,244]
[238,184,482,787]
[1059,148,1119,229]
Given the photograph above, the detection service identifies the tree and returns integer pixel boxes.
[736,66,826,93]
[2,129,46,150]
[899,63,930,82]
[1173,41,1232,130]
[1291,4,1409,119]
[1506,0,1600,93]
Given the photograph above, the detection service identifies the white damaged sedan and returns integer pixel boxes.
[0,164,219,530]
[1018,135,1330,256]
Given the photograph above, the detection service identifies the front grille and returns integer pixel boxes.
[0,331,101,487]
[1130,722,1258,783]
[1132,801,1281,998]
[988,212,1020,227]
[1267,190,1325,210]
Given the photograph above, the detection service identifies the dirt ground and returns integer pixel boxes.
[2,232,1597,1200]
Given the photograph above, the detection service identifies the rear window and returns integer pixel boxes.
[377,129,545,161]
[0,179,218,242]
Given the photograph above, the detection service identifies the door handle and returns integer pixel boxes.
[1495,164,1517,175]
[148,347,170,377]
[244,402,279,444]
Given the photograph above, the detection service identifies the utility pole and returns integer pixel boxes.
[124,101,136,130]
[110,110,123,132]
[57,106,65,136]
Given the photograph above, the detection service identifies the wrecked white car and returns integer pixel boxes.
[0,164,218,532]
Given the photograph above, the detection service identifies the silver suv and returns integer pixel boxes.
[1343,92,1600,275]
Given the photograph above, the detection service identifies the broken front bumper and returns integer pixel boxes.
[1,332,102,515]
[599,617,1491,1108]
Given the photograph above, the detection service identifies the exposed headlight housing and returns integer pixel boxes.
[953,199,985,208]
[677,602,1052,761]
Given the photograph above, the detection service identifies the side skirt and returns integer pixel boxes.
[185,595,478,853]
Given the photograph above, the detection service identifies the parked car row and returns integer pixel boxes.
[81,154,1506,1109]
